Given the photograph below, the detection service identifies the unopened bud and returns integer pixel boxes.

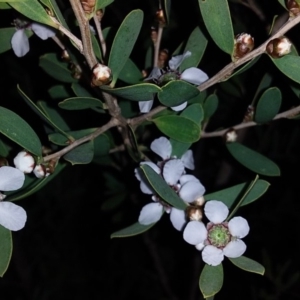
[14,151,35,173]
[266,36,292,58]
[232,33,254,61]
[286,0,300,16]
[80,0,96,14]
[186,206,203,221]
[61,49,70,62]
[96,9,104,21]
[33,164,50,178]
[91,63,112,86]
[225,129,238,143]
[155,9,166,26]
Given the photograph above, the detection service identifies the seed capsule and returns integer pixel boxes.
[232,33,254,61]
[266,36,292,58]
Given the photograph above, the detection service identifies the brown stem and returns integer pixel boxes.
[153,26,163,67]
[93,14,106,59]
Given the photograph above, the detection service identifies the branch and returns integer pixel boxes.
[153,26,163,67]
[93,14,106,60]
[201,105,300,138]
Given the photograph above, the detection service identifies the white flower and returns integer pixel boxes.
[183,200,249,266]
[33,164,50,178]
[0,166,27,231]
[11,22,56,57]
[139,51,209,113]
[14,151,35,173]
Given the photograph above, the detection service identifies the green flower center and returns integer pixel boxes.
[207,224,231,248]
[159,72,179,85]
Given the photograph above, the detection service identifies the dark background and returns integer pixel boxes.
[0,0,300,299]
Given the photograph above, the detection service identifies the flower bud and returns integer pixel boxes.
[80,0,96,14]
[14,151,35,173]
[33,164,50,178]
[91,63,112,86]
[186,206,203,221]
[232,33,254,61]
[266,36,292,58]
[224,129,237,143]
[61,49,70,62]
[155,9,166,26]
[286,0,300,16]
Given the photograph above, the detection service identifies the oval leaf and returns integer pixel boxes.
[170,139,191,158]
[199,0,234,54]
[48,85,71,100]
[108,10,144,85]
[200,263,223,299]
[205,179,270,208]
[180,103,204,125]
[140,164,187,210]
[96,0,114,9]
[254,87,281,123]
[0,27,16,54]
[0,107,42,156]
[58,97,104,110]
[72,83,93,97]
[229,256,265,275]
[111,222,155,238]
[119,58,143,84]
[204,94,218,120]
[158,81,200,107]
[0,226,12,277]
[227,142,280,176]
[64,142,94,165]
[153,115,201,143]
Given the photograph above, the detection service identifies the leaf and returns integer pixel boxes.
[205,179,270,208]
[158,81,200,107]
[0,138,9,157]
[119,58,143,84]
[0,3,11,9]
[91,33,102,61]
[254,87,281,123]
[229,256,265,275]
[198,0,234,54]
[180,103,204,125]
[153,115,201,143]
[140,165,187,210]
[39,53,77,83]
[227,142,280,176]
[108,10,144,86]
[0,106,42,157]
[170,139,191,158]
[203,94,218,120]
[163,0,171,24]
[96,0,114,9]
[0,27,16,53]
[71,83,93,97]
[101,83,161,101]
[64,142,94,165]
[93,134,110,158]
[277,0,286,9]
[111,222,155,238]
[227,56,260,80]
[271,55,300,84]
[0,226,12,277]
[9,1,57,28]
[179,26,208,72]
[58,97,104,110]
[48,85,71,100]
[200,264,223,298]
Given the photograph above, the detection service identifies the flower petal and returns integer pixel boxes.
[31,23,56,40]
[170,207,186,231]
[0,202,27,231]
[181,150,195,170]
[135,162,160,195]
[183,220,207,245]
[202,245,224,266]
[223,240,246,258]
[144,67,162,81]
[171,102,187,111]
[163,159,184,185]
[179,174,199,185]
[195,242,205,251]
[150,137,172,159]
[138,202,163,225]
[0,166,25,191]
[139,100,154,113]
[181,67,209,85]
[168,51,191,70]
[228,216,250,238]
[179,181,205,203]
[204,200,229,223]
[11,29,29,57]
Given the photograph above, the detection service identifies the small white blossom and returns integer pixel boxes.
[14,151,35,173]
[183,200,249,266]
[0,166,27,231]
[33,164,50,178]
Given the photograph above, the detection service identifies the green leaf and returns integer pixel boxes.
[179,26,208,72]
[170,139,191,158]
[254,87,281,123]
[163,0,171,25]
[153,115,201,143]
[111,222,156,238]
[71,83,93,97]
[227,56,260,80]
[96,0,114,9]
[229,256,265,275]
[271,55,300,84]
[200,264,223,299]
[39,53,77,83]
[0,226,12,277]
[0,3,11,9]
[277,0,286,9]
[198,0,234,54]
[9,1,57,27]
[48,85,71,100]
[205,179,270,208]
[58,97,104,110]
[158,81,199,107]
[0,106,42,157]
[64,142,94,165]
[93,134,110,158]
[108,10,143,86]
[140,164,187,210]
[91,33,102,61]
[253,73,273,103]
[0,138,9,157]
[101,83,161,101]
[119,58,143,84]
[180,103,204,125]
[203,94,218,120]
[227,142,280,176]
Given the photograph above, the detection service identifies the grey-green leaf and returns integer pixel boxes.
[180,103,204,125]
[229,256,265,275]
[111,222,156,238]
[200,264,223,299]
[119,58,143,84]
[203,94,218,120]
[0,226,12,277]
[58,97,104,110]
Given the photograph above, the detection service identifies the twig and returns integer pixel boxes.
[109,145,125,153]
[197,14,300,92]
[153,26,163,67]
[69,0,97,68]
[201,105,300,138]
[51,35,65,50]
[93,14,106,59]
